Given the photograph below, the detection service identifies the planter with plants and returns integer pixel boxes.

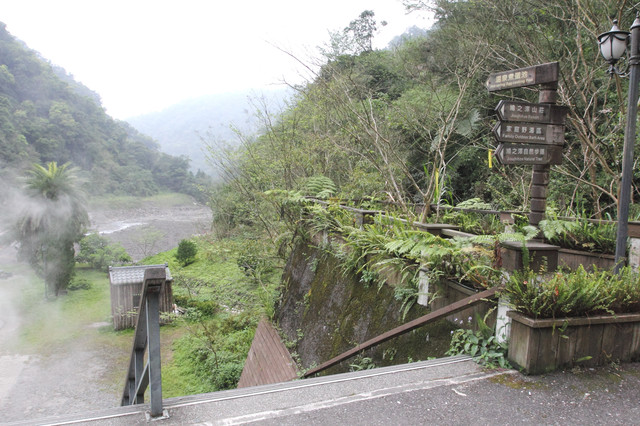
[539,215,616,271]
[504,266,640,374]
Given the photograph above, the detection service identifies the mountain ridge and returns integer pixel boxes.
[126,87,292,176]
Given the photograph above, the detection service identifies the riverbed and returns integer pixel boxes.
[88,203,212,261]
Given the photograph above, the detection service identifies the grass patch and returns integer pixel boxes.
[162,312,257,397]
[142,236,275,311]
[14,267,114,353]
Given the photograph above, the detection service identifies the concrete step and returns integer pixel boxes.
[4,355,508,425]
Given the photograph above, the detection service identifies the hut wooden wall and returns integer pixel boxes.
[110,281,173,330]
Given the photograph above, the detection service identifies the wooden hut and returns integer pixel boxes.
[109,264,173,330]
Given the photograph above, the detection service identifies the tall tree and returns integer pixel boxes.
[405,0,632,217]
[14,162,89,297]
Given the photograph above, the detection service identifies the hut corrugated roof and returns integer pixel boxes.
[109,264,172,286]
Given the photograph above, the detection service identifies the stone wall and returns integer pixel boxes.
[275,236,455,375]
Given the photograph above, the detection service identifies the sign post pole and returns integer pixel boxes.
[487,62,564,238]
[529,83,558,236]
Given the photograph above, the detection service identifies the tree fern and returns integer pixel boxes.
[303,175,337,199]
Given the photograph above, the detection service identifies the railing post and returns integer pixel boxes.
[146,287,163,417]
[120,266,167,419]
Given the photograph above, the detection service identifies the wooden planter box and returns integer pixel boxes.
[507,311,640,374]
[557,248,615,271]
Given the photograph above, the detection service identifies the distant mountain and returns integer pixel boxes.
[126,88,291,177]
[0,22,201,198]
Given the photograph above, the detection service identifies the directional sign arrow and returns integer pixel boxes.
[493,121,564,145]
[495,143,563,165]
[495,100,569,124]
[494,144,504,163]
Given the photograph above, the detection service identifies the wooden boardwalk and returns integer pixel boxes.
[238,318,298,388]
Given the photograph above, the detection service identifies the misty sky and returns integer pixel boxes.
[2,1,433,120]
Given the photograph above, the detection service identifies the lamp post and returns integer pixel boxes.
[598,16,640,272]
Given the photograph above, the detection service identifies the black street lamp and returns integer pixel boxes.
[598,15,640,272]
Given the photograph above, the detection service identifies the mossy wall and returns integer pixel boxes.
[275,234,455,375]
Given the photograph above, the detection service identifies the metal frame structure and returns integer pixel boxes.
[120,267,166,418]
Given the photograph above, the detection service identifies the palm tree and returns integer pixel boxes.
[15,162,89,298]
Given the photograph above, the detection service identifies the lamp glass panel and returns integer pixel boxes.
[610,34,628,60]
[599,34,613,60]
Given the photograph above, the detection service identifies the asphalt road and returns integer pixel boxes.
[10,356,640,425]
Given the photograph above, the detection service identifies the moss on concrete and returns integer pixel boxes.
[276,237,456,374]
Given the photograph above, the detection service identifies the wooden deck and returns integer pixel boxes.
[237,318,298,388]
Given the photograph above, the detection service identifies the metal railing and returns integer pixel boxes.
[120,267,166,418]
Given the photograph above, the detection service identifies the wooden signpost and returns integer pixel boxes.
[494,143,563,165]
[487,61,565,238]
[492,122,565,145]
[487,62,565,168]
[486,62,559,92]
[495,100,568,125]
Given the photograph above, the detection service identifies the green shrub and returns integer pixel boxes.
[176,239,198,266]
[174,295,220,317]
[539,216,616,254]
[211,362,244,390]
[67,277,91,291]
[76,234,131,271]
[447,327,509,368]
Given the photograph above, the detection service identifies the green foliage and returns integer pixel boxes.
[174,295,220,317]
[436,199,505,235]
[176,239,198,266]
[0,24,200,197]
[447,312,509,369]
[77,233,131,271]
[145,234,279,394]
[171,312,257,392]
[504,266,640,319]
[349,354,376,372]
[303,175,337,199]
[14,162,89,297]
[67,277,91,291]
[344,10,379,54]
[540,215,616,254]
[339,214,507,290]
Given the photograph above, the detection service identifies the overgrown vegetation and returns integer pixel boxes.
[202,2,634,333]
[540,214,616,254]
[504,266,640,319]
[77,233,131,271]
[142,235,281,394]
[447,312,509,369]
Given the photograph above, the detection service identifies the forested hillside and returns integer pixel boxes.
[208,1,633,240]
[0,22,201,197]
[128,88,291,178]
